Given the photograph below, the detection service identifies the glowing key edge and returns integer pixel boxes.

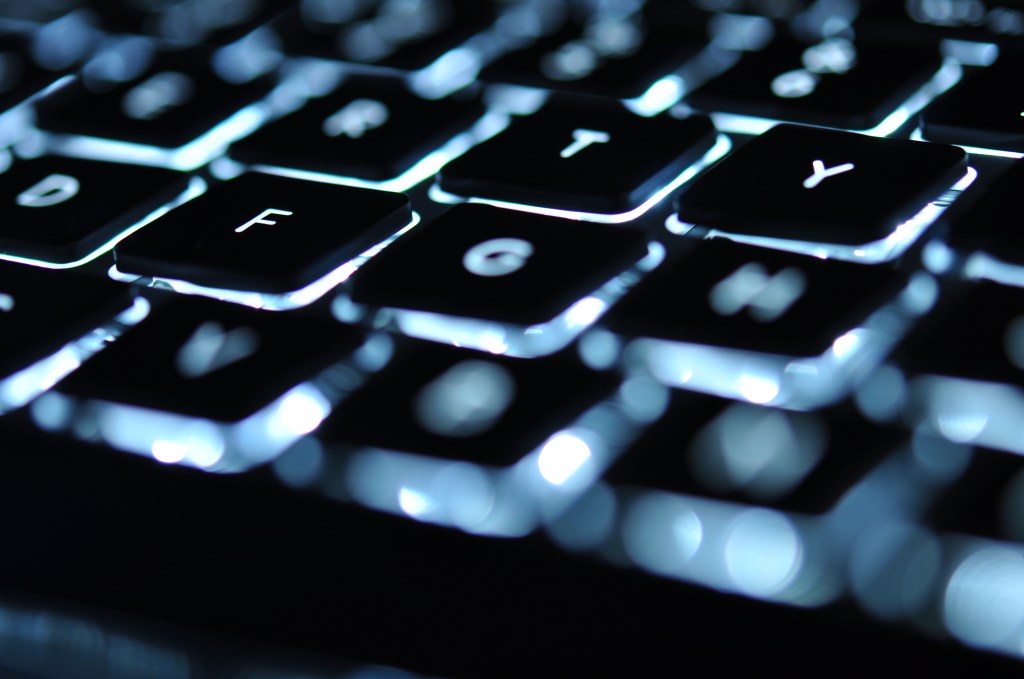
[108,211,421,311]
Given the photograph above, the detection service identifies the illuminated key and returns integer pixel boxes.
[480,1,708,100]
[274,0,496,71]
[230,75,484,182]
[319,341,611,463]
[0,33,81,117]
[932,159,1024,278]
[0,262,135,412]
[50,296,366,471]
[438,97,717,215]
[606,391,901,512]
[349,204,647,326]
[35,47,274,150]
[0,156,189,265]
[599,240,918,408]
[897,282,1024,456]
[689,36,944,131]
[921,52,1024,153]
[114,172,411,294]
[674,124,967,259]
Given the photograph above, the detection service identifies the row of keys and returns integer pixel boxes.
[13,280,1017,564]
[0,121,971,291]
[0,3,1016,162]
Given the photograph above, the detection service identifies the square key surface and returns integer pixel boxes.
[0,156,188,263]
[438,98,716,215]
[350,204,647,326]
[55,296,365,423]
[675,124,966,245]
[115,173,411,294]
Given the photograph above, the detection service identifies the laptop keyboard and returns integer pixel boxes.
[2,0,1024,676]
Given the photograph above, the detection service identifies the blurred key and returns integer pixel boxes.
[674,124,967,258]
[314,338,626,534]
[438,97,718,215]
[932,159,1024,270]
[35,47,275,150]
[50,296,365,471]
[115,172,411,295]
[858,1,1024,47]
[603,240,911,356]
[274,0,495,71]
[896,282,1024,455]
[921,53,1024,153]
[923,446,1024,542]
[0,262,136,413]
[481,1,707,100]
[231,75,484,182]
[93,0,290,46]
[319,340,617,467]
[689,36,945,131]
[606,391,901,514]
[900,282,1024,386]
[0,33,73,113]
[599,240,921,408]
[0,156,189,264]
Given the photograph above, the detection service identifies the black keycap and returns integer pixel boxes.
[274,0,495,71]
[898,282,1024,386]
[316,340,617,467]
[921,54,1024,152]
[54,296,365,424]
[858,2,1024,47]
[0,34,72,116]
[230,75,484,181]
[688,36,944,131]
[601,240,910,357]
[674,123,967,247]
[923,446,1024,542]
[480,2,707,100]
[606,391,901,514]
[0,262,133,383]
[894,281,1024,456]
[35,48,274,149]
[0,156,189,264]
[93,0,289,45]
[349,203,647,326]
[438,98,717,214]
[114,172,411,294]
[935,159,1024,265]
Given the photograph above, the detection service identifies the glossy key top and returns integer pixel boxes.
[313,338,624,535]
[114,172,412,298]
[274,0,496,71]
[48,296,366,471]
[230,75,484,183]
[606,391,901,514]
[437,97,719,217]
[0,156,190,265]
[673,124,968,261]
[921,53,1024,153]
[0,262,136,412]
[34,47,275,165]
[930,159,1024,280]
[894,281,1024,456]
[599,240,924,408]
[346,203,650,355]
[688,35,946,132]
[480,1,707,100]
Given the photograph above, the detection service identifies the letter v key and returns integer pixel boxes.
[802,159,855,189]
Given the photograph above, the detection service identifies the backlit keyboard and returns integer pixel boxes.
[2,1,1024,676]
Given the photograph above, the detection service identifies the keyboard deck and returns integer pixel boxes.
[1,0,1024,676]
